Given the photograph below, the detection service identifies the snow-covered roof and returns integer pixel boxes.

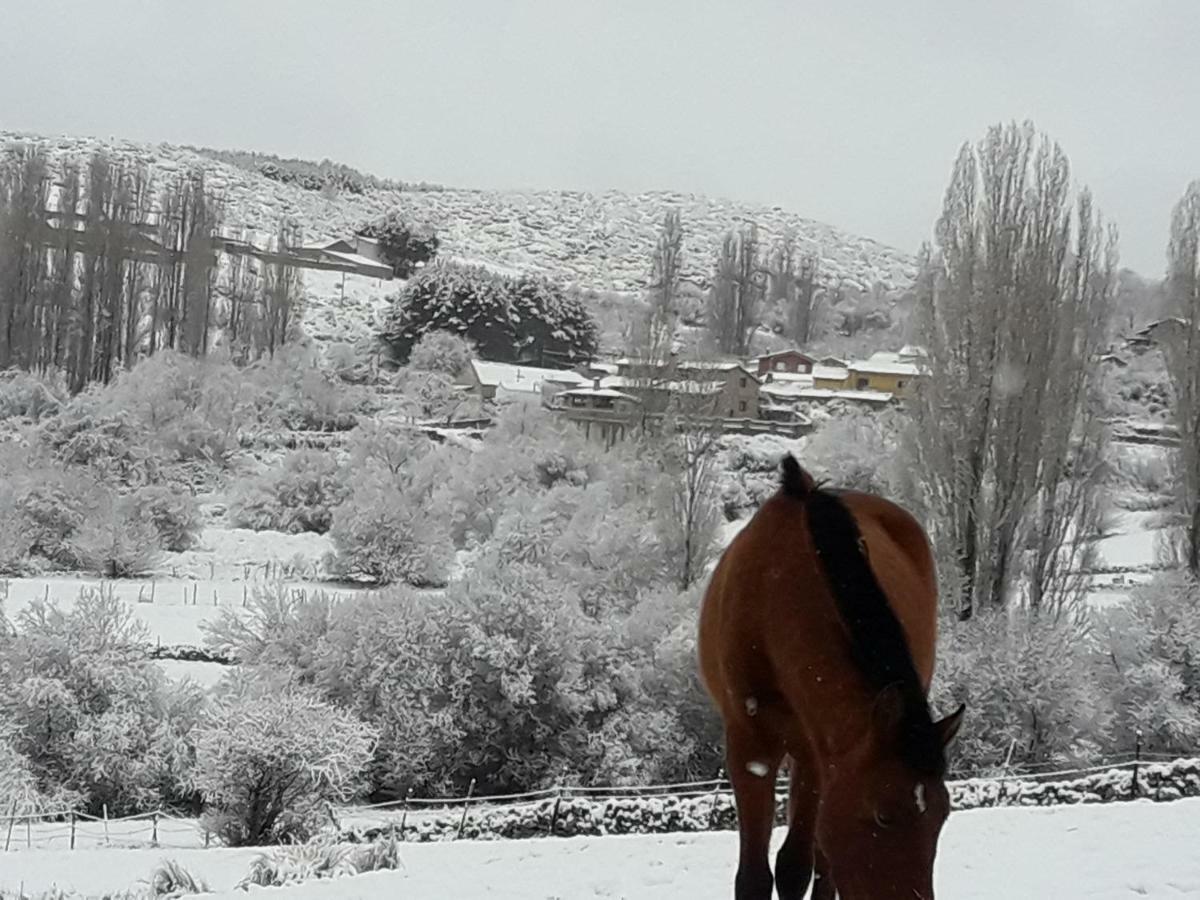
[812,364,849,381]
[470,360,589,394]
[601,375,724,395]
[558,387,641,402]
[848,352,923,377]
[755,348,815,362]
[778,388,895,404]
[614,357,742,371]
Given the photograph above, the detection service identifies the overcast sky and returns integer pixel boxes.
[1,0,1195,275]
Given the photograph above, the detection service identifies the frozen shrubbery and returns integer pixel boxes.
[127,485,204,552]
[341,758,1200,844]
[193,674,376,846]
[229,450,349,535]
[0,588,203,817]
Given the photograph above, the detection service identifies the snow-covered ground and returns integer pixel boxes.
[3,799,1196,899]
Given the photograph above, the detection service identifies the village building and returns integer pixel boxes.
[455,359,589,405]
[753,349,816,377]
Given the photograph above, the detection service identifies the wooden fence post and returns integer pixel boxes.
[70,812,76,850]
[399,787,413,840]
[1131,729,1144,800]
[102,804,110,847]
[3,802,17,852]
[549,785,565,837]
[152,812,159,846]
[709,769,725,830]
[456,779,476,840]
[25,813,30,849]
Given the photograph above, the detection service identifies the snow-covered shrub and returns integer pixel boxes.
[1112,447,1174,498]
[194,679,376,846]
[10,466,104,567]
[1100,574,1200,755]
[381,261,598,364]
[802,408,901,496]
[239,833,401,888]
[128,485,203,552]
[0,587,202,816]
[342,758,1200,845]
[241,842,358,887]
[70,492,163,577]
[326,475,453,587]
[932,608,1112,774]
[229,449,349,534]
[246,348,365,433]
[201,584,338,668]
[148,859,210,897]
[358,210,440,277]
[0,367,67,422]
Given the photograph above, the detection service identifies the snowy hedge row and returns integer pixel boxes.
[342,759,1200,844]
[146,642,235,665]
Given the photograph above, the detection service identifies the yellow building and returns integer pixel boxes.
[819,348,928,395]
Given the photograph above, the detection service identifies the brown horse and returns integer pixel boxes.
[698,454,965,900]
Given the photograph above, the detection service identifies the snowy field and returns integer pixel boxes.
[2,799,1196,899]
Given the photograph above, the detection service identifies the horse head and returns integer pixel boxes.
[817,686,966,900]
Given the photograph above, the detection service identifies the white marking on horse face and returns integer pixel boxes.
[746,761,770,778]
[744,696,758,717]
[914,783,927,814]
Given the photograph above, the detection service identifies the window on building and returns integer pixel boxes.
[739,400,747,412]
[856,377,869,390]
[775,361,785,371]
[740,376,747,387]
[897,379,906,389]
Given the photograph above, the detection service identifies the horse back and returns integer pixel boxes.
[698,487,940,724]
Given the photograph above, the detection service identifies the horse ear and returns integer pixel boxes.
[934,703,967,748]
[871,684,906,735]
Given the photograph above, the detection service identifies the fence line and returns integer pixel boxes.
[5,753,1196,852]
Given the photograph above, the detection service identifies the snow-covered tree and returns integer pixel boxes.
[358,210,439,277]
[1163,181,1200,573]
[382,262,597,365]
[706,225,764,356]
[906,121,1117,619]
[194,678,376,846]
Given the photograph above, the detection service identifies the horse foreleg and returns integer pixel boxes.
[810,843,836,900]
[773,752,819,900]
[725,725,783,900]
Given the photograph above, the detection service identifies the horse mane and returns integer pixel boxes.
[780,454,946,777]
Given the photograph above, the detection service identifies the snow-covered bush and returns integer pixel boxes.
[201,584,338,668]
[240,833,401,888]
[70,492,163,576]
[932,608,1112,774]
[229,449,349,534]
[128,485,203,552]
[326,473,453,587]
[381,261,598,364]
[0,587,202,816]
[802,407,901,496]
[194,678,376,846]
[148,859,210,897]
[358,210,439,277]
[1100,574,1200,755]
[342,758,1200,845]
[0,367,67,422]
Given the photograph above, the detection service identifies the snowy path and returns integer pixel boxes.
[4,799,1197,899]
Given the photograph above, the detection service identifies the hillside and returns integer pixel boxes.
[1,130,917,309]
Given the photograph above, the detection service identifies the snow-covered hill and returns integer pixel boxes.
[1,131,917,297]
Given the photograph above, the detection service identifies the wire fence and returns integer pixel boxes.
[5,749,1194,853]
